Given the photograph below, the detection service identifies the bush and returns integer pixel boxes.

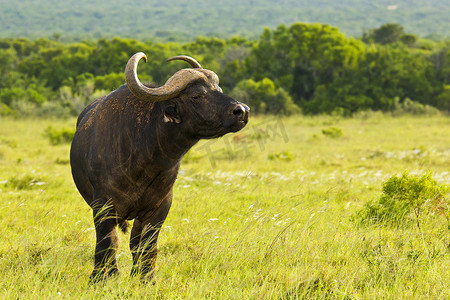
[231,78,301,115]
[392,97,440,116]
[268,151,293,161]
[3,174,47,190]
[321,127,343,138]
[44,125,75,145]
[36,101,71,118]
[0,103,15,116]
[434,85,450,111]
[94,72,124,91]
[10,99,38,117]
[353,171,448,227]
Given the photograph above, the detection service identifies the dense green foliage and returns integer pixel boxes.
[1,0,449,41]
[1,22,449,116]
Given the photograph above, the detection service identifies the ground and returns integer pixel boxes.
[0,113,449,298]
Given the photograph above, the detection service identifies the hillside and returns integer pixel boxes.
[1,0,449,41]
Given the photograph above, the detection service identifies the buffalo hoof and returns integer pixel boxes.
[130,267,156,284]
[89,267,119,283]
[140,270,156,285]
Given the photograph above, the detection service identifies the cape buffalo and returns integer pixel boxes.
[70,52,249,281]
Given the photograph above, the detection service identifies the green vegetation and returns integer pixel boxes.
[353,171,449,227]
[43,125,76,145]
[1,0,449,41]
[0,22,449,116]
[321,127,343,139]
[1,115,450,298]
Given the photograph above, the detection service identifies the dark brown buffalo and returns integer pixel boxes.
[70,52,249,281]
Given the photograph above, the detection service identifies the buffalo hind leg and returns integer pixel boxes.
[90,199,120,282]
[130,195,172,281]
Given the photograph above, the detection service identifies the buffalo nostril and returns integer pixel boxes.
[233,105,245,119]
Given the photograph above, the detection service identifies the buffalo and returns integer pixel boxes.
[70,52,249,281]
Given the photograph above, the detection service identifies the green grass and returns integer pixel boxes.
[1,114,450,298]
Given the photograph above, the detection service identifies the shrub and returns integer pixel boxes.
[3,174,47,190]
[321,127,343,138]
[268,151,293,161]
[392,97,440,116]
[10,99,38,117]
[231,78,301,115]
[353,171,448,227]
[44,125,75,145]
[94,72,126,91]
[0,103,15,116]
[434,85,450,111]
[36,101,71,118]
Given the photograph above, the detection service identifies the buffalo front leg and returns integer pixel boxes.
[129,219,143,276]
[130,195,172,281]
[90,199,120,281]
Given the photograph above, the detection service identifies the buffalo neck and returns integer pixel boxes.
[134,102,198,168]
[153,118,199,164]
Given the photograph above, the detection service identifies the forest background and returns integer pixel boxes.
[0,0,449,117]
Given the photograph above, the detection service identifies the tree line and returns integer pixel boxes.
[0,22,449,117]
[3,0,449,41]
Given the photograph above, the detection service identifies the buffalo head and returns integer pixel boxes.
[125,52,249,139]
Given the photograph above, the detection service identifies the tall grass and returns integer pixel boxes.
[1,114,450,298]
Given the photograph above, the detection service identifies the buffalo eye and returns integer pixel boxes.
[189,87,207,101]
[191,93,206,100]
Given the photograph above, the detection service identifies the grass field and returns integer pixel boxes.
[1,114,450,299]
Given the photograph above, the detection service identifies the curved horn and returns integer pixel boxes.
[166,55,203,68]
[125,52,208,102]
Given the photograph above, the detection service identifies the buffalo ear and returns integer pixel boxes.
[163,105,182,124]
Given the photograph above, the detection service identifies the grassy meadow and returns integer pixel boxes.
[1,113,450,299]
